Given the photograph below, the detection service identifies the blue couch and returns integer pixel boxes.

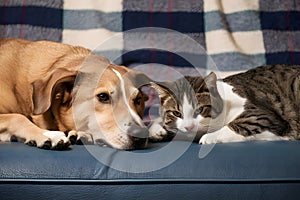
[1,141,300,200]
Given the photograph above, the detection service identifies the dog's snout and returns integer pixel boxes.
[128,125,149,139]
[127,124,148,149]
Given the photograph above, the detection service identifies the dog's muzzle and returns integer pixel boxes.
[95,125,149,150]
[127,124,149,149]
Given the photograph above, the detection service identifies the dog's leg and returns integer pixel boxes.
[0,114,69,149]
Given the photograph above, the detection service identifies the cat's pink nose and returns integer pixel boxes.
[184,125,195,131]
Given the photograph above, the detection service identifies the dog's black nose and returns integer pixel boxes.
[127,125,149,139]
[127,125,149,149]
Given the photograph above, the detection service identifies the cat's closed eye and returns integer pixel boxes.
[172,111,182,118]
[167,110,182,118]
[193,107,203,117]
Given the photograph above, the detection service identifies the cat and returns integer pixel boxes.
[149,64,300,144]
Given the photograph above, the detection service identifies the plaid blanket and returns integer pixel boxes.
[1,0,300,77]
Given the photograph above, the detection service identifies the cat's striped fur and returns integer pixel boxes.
[223,65,300,138]
[149,65,300,144]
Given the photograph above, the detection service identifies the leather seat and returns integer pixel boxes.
[1,141,299,199]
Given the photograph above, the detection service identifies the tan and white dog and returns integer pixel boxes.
[0,38,150,150]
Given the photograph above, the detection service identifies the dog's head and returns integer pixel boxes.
[32,54,150,150]
[89,64,150,149]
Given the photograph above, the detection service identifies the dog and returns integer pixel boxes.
[0,38,150,150]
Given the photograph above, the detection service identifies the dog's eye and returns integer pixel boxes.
[97,93,110,103]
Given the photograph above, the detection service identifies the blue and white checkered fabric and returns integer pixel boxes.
[1,0,300,76]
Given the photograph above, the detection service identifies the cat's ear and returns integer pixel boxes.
[150,81,174,105]
[204,72,218,91]
[204,72,224,117]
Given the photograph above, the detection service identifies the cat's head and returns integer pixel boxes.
[151,72,223,139]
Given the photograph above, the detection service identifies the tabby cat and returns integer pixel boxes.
[149,65,300,144]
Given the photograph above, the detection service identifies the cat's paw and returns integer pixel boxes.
[149,123,168,142]
[199,126,247,144]
[199,133,218,144]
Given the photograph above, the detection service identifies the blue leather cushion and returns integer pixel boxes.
[1,141,300,199]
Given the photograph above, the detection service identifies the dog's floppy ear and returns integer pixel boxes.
[32,68,77,115]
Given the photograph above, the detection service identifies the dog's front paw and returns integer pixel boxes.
[66,130,78,145]
[25,131,70,150]
[25,138,52,149]
[43,131,70,150]
[67,130,93,145]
